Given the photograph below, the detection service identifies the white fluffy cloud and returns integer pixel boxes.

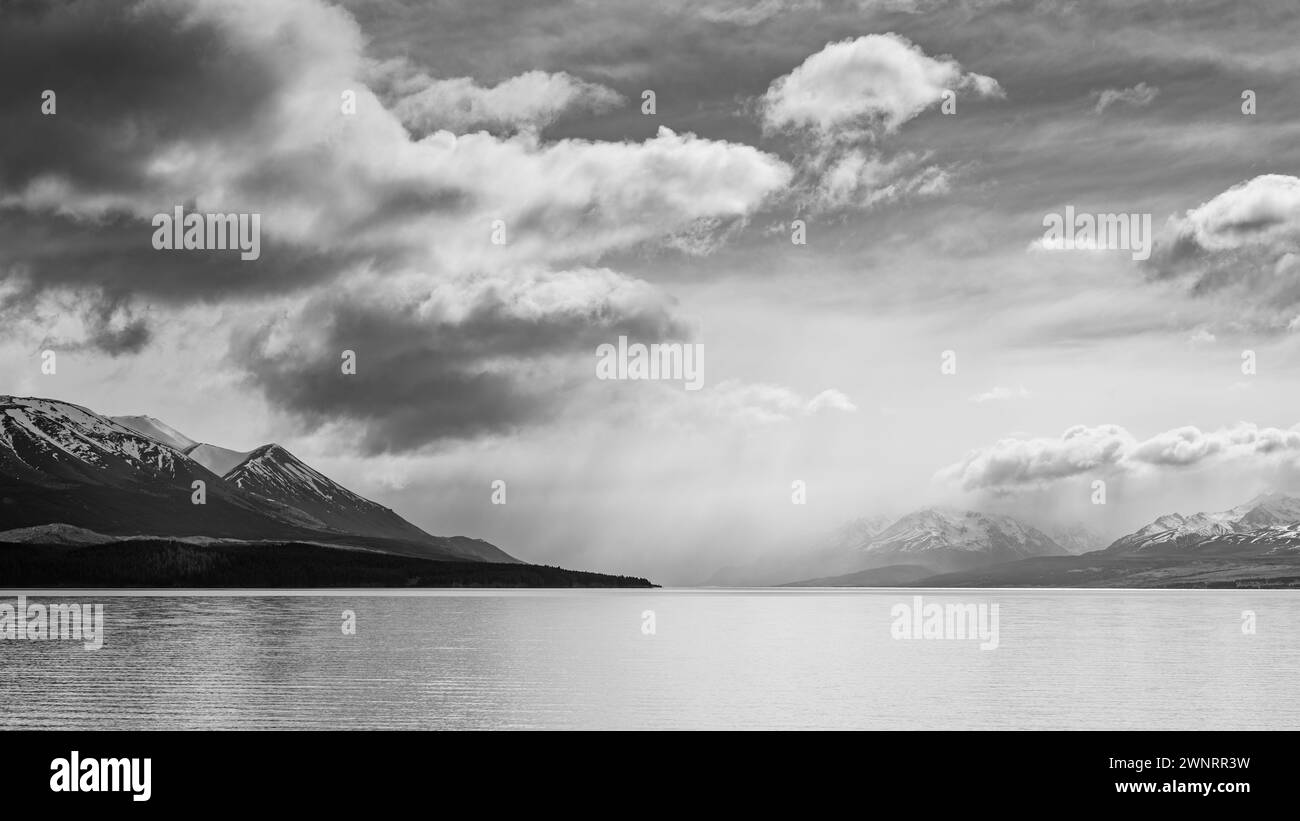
[372,62,625,136]
[423,126,793,269]
[1168,174,1300,254]
[758,33,999,210]
[940,422,1300,491]
[761,33,1002,139]
[1148,175,1300,324]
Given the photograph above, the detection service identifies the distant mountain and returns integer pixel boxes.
[855,507,1069,570]
[1106,492,1300,554]
[1,396,514,564]
[825,514,897,550]
[807,492,1300,589]
[766,506,1069,586]
[782,564,935,587]
[1039,521,1108,554]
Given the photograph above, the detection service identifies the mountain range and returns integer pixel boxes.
[0,395,514,563]
[1103,492,1300,554]
[777,507,1071,586]
[772,493,1300,588]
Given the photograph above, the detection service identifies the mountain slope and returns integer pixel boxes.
[111,414,197,452]
[1106,492,1300,554]
[4,399,212,490]
[186,443,252,476]
[0,396,514,563]
[0,397,310,540]
[226,444,515,562]
[115,416,254,477]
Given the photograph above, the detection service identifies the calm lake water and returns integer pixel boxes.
[1,589,1296,730]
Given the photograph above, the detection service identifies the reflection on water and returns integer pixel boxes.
[0,590,1295,730]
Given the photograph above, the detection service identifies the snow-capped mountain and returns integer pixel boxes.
[1,395,515,563]
[225,443,505,555]
[860,507,1069,561]
[1106,492,1300,553]
[110,415,197,452]
[3,398,214,489]
[773,506,1070,585]
[113,416,251,476]
[1201,523,1300,552]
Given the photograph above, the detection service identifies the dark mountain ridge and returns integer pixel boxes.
[0,395,513,563]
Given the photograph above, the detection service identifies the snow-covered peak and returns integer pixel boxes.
[0,394,470,555]
[861,506,1064,557]
[0,396,201,484]
[227,444,375,511]
[1110,491,1300,552]
[1234,492,1300,526]
[111,414,198,452]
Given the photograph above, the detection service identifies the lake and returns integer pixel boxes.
[0,589,1295,730]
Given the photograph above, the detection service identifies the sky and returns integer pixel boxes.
[3,0,1300,584]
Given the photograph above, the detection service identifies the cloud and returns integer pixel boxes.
[761,33,1002,139]
[370,61,624,137]
[695,0,821,25]
[0,0,791,285]
[813,149,951,210]
[757,33,999,210]
[696,381,857,424]
[940,422,1300,492]
[1092,82,1159,113]
[428,126,792,268]
[939,424,1134,490]
[0,0,794,448]
[1148,175,1300,322]
[968,385,1030,403]
[690,0,925,27]
[234,268,687,453]
[1168,174,1300,254]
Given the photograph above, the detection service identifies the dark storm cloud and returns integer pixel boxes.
[75,298,152,357]
[0,2,281,195]
[0,207,382,304]
[0,1,478,315]
[0,286,153,357]
[0,0,326,315]
[0,0,792,450]
[234,272,690,452]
